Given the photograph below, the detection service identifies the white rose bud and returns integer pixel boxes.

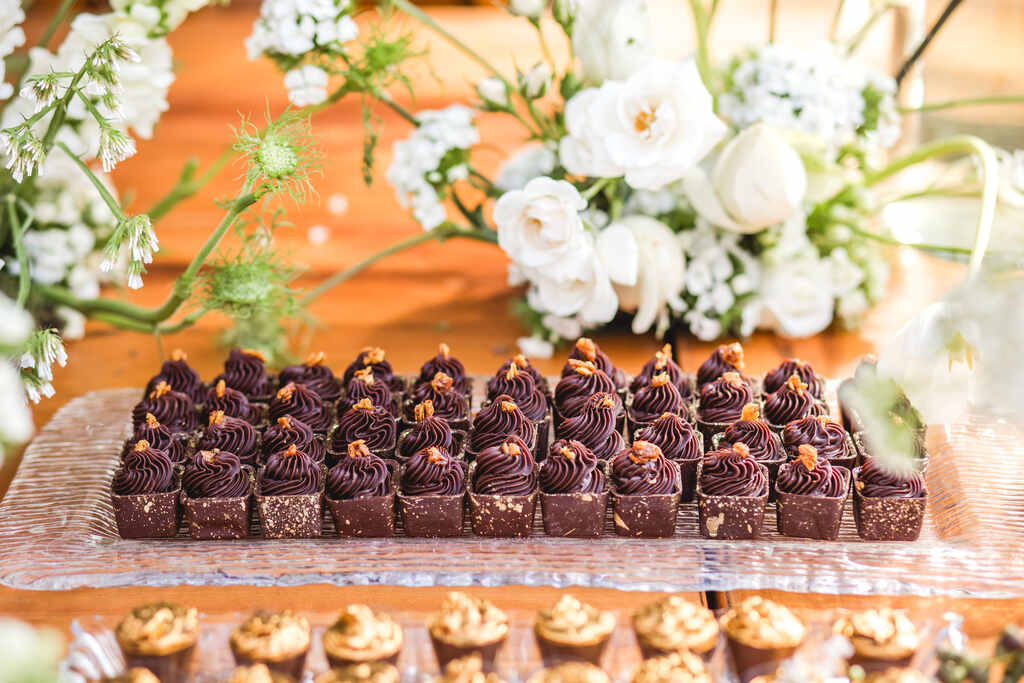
[519,63,551,100]
[572,0,653,84]
[494,177,588,277]
[552,0,575,32]
[509,0,546,19]
[476,76,510,110]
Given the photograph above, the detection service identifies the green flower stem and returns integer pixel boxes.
[829,0,849,42]
[687,0,714,88]
[158,307,210,335]
[300,222,497,305]
[835,218,973,255]
[56,141,127,221]
[899,94,1024,113]
[36,0,76,48]
[6,196,31,307]
[533,18,557,70]
[581,177,613,200]
[91,311,156,333]
[147,146,237,222]
[768,0,779,43]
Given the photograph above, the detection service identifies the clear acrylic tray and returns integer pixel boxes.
[2,384,1023,596]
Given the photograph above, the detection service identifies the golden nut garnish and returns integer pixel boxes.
[425,446,446,464]
[575,337,597,361]
[720,342,744,370]
[169,348,187,361]
[741,403,760,422]
[568,359,597,375]
[134,439,150,452]
[817,415,831,426]
[414,400,434,421]
[500,400,518,413]
[855,480,865,491]
[241,348,267,362]
[201,449,217,464]
[282,444,300,458]
[721,371,743,387]
[145,412,160,428]
[651,372,671,388]
[438,342,451,359]
[431,372,453,393]
[208,410,226,426]
[797,444,818,471]
[276,383,296,402]
[732,442,751,459]
[654,344,672,369]
[150,381,172,399]
[500,439,522,456]
[214,379,226,398]
[593,392,616,409]
[353,368,375,385]
[658,411,677,421]
[629,440,662,464]
[347,440,372,459]
[559,446,576,460]
[363,347,386,365]
[277,416,292,430]
[305,351,325,366]
[505,363,520,380]
[512,354,529,368]
[785,373,808,395]
[353,398,374,411]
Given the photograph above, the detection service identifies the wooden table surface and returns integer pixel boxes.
[4,0,1023,656]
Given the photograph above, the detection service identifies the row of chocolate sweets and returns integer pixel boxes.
[104,594,930,683]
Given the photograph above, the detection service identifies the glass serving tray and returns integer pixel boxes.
[2,381,1023,596]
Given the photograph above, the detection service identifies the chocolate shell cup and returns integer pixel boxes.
[852,471,927,542]
[111,481,182,539]
[231,648,308,680]
[696,462,769,540]
[534,631,610,667]
[775,467,851,540]
[610,461,681,538]
[255,467,325,539]
[533,413,552,460]
[325,650,400,669]
[848,652,914,674]
[634,637,716,662]
[123,646,196,683]
[539,489,608,538]
[429,634,505,674]
[397,492,464,538]
[695,418,731,450]
[726,636,798,683]
[467,467,538,538]
[711,431,784,502]
[634,427,703,504]
[853,431,928,472]
[181,466,255,540]
[326,462,397,538]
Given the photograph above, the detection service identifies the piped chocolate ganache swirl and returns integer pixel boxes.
[332,398,396,454]
[554,360,620,418]
[205,379,255,424]
[700,442,768,497]
[199,410,259,465]
[562,337,624,389]
[262,415,324,463]
[408,372,468,421]
[489,354,548,393]
[697,342,745,388]
[326,440,391,499]
[279,351,341,403]
[399,401,455,459]
[183,449,250,498]
[124,412,187,462]
[112,440,176,495]
[611,441,678,496]
[721,404,782,462]
[145,349,204,402]
[539,439,606,494]
[342,368,395,414]
[417,343,470,394]
[782,414,848,461]
[635,412,701,462]
[856,457,925,498]
[470,396,533,452]
[764,358,824,399]
[215,348,272,400]
[401,446,465,496]
[472,435,536,496]
[485,363,548,421]
[557,392,623,460]
[630,372,687,424]
[776,445,847,497]
[260,444,322,496]
[132,381,197,433]
[698,372,752,424]
[763,374,824,426]
[270,382,332,432]
[342,346,395,387]
[631,344,689,396]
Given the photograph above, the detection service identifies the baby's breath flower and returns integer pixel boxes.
[98,125,137,172]
[0,0,26,100]
[21,72,64,110]
[1,127,45,182]
[102,214,158,289]
[19,329,67,403]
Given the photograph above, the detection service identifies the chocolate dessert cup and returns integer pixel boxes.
[111,480,182,539]
[326,461,398,538]
[632,597,719,661]
[852,470,927,541]
[255,466,325,539]
[230,612,311,680]
[610,459,681,538]
[539,488,608,538]
[116,604,199,683]
[396,490,464,537]
[720,597,806,683]
[322,605,403,668]
[711,431,784,501]
[634,426,702,503]
[775,466,851,540]
[181,466,254,539]
[429,635,504,674]
[534,596,615,667]
[395,427,466,463]
[834,609,920,674]
[428,593,508,674]
[696,461,769,540]
[121,649,195,683]
[728,638,799,683]
[231,651,307,680]
[467,461,538,537]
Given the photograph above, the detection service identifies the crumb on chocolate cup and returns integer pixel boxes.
[428,592,509,673]
[534,595,615,667]
[632,596,719,660]
[229,611,311,680]
[720,597,805,683]
[115,603,199,683]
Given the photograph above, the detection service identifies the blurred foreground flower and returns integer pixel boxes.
[0,618,63,683]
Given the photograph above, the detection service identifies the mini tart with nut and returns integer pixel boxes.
[323,605,404,666]
[720,597,806,679]
[632,596,719,658]
[229,611,311,678]
[526,662,610,683]
[433,654,507,683]
[631,651,712,683]
[833,609,920,666]
[115,603,199,683]
[314,662,401,683]
[228,664,296,683]
[428,592,510,672]
[534,595,616,666]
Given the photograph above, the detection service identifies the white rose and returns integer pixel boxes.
[559,59,728,191]
[611,216,685,334]
[476,76,509,109]
[0,362,34,448]
[683,124,807,233]
[572,0,652,84]
[519,62,551,100]
[495,144,556,192]
[759,257,835,337]
[283,65,328,107]
[494,177,588,278]
[0,291,33,347]
[541,313,583,340]
[826,247,864,295]
[509,0,545,19]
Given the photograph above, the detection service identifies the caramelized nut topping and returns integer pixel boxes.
[170,348,187,361]
[214,379,226,398]
[363,347,386,365]
[354,368,375,385]
[354,398,374,411]
[568,359,597,375]
[348,440,372,459]
[241,348,267,362]
[721,371,743,387]
[201,450,217,464]
[134,440,151,452]
[499,400,517,413]
[426,446,446,464]
[306,351,326,366]
[282,444,299,458]
[575,337,597,361]
[500,440,522,456]
[559,446,576,460]
[431,372,454,393]
[439,342,451,359]
[720,342,744,370]
[629,440,662,465]
[505,363,520,380]
[732,442,751,459]
[414,400,435,421]
[797,444,818,471]
[145,412,161,428]
[209,410,226,426]
[651,372,670,388]
[741,403,760,421]
[785,373,808,394]
[150,381,172,399]
[276,383,296,402]
[277,416,292,430]
[512,354,529,368]
[593,393,616,409]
